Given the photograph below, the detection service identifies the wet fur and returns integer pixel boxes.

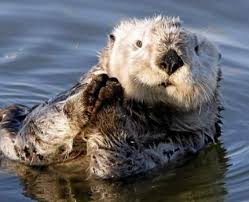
[0,16,222,179]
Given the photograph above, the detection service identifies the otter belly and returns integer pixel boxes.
[85,103,219,179]
[88,129,216,179]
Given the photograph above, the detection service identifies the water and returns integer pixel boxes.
[0,0,248,201]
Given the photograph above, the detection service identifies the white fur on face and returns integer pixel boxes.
[104,16,221,111]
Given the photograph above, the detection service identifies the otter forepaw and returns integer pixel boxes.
[92,76,123,113]
[81,74,123,124]
[64,74,123,128]
[81,74,110,114]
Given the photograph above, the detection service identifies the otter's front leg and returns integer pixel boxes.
[0,103,81,165]
[64,74,123,130]
[0,74,122,166]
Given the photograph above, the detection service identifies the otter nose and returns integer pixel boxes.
[160,49,184,75]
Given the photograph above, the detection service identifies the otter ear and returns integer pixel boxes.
[98,34,115,71]
[108,33,116,47]
[109,33,115,43]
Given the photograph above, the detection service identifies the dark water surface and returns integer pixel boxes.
[0,0,248,201]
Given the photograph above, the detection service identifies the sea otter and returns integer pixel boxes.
[0,16,222,179]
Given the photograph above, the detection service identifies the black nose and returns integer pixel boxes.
[160,49,184,75]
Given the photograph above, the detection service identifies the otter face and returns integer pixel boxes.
[100,16,221,111]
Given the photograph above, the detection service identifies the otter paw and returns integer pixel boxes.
[82,74,123,114]
[64,74,123,127]
[81,74,110,114]
[93,77,123,113]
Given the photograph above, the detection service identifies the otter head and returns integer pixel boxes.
[99,16,221,111]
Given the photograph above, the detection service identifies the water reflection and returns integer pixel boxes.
[0,142,229,202]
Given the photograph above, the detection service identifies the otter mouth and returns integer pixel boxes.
[158,81,173,88]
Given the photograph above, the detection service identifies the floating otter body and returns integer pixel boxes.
[0,16,222,179]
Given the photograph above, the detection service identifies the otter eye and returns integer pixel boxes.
[109,34,115,42]
[136,40,142,48]
[194,45,199,55]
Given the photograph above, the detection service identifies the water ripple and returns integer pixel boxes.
[0,0,249,201]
